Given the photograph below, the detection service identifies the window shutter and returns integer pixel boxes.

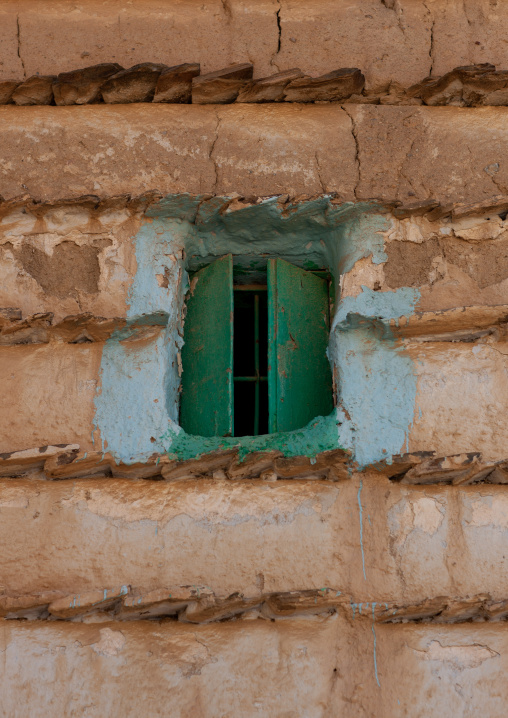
[267,258,333,433]
[180,254,233,437]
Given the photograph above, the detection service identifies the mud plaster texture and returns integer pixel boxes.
[5,0,508,93]
[3,104,508,204]
[2,473,508,604]
[2,5,508,715]
[343,213,508,311]
[2,616,508,718]
[2,199,508,463]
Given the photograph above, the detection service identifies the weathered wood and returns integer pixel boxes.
[180,255,234,437]
[274,449,348,479]
[0,80,19,104]
[0,592,64,619]
[0,312,53,345]
[192,63,253,104]
[12,75,55,105]
[376,597,448,623]
[268,259,333,433]
[236,68,304,103]
[0,444,79,477]
[48,586,129,619]
[153,63,200,103]
[262,589,339,618]
[452,195,508,218]
[119,586,210,619]
[227,450,282,479]
[0,307,22,322]
[392,199,439,219]
[183,593,262,623]
[53,63,123,105]
[101,63,167,103]
[44,450,112,479]
[162,450,237,479]
[283,68,364,102]
[400,453,489,485]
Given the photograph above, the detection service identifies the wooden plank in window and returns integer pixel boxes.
[180,254,233,436]
[268,258,333,433]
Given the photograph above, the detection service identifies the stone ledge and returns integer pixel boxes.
[5,62,508,107]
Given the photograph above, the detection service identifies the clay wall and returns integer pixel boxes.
[4,0,508,91]
[1,1,508,716]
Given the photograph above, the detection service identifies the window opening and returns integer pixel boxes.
[180,255,334,439]
[233,286,268,436]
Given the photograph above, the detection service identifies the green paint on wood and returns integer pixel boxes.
[180,254,233,437]
[268,259,333,433]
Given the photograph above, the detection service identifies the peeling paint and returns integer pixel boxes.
[93,194,420,465]
[331,287,420,466]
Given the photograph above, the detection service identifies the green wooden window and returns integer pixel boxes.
[180,254,333,437]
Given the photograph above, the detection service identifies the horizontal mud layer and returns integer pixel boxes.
[3,475,508,602]
[4,0,508,94]
[2,104,508,204]
[1,616,507,717]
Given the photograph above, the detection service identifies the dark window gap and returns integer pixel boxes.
[233,287,268,436]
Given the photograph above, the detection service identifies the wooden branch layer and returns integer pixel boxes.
[3,192,508,230]
[1,584,505,625]
[1,441,508,485]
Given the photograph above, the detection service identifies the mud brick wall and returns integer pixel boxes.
[2,2,508,717]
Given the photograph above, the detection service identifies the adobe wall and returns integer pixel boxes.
[2,2,508,716]
[2,618,507,718]
[1,104,508,202]
[4,0,508,90]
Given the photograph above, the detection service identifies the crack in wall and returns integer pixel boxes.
[423,1,435,76]
[380,0,405,39]
[16,15,26,79]
[314,152,326,193]
[220,0,232,20]
[209,110,222,193]
[341,106,361,199]
[270,0,282,71]
[463,0,473,29]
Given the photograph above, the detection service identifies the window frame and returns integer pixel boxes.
[180,254,335,439]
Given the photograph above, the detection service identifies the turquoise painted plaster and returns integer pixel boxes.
[93,193,420,465]
[332,211,389,275]
[332,285,420,332]
[330,286,420,466]
[94,326,175,460]
[93,219,187,460]
[160,412,343,461]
